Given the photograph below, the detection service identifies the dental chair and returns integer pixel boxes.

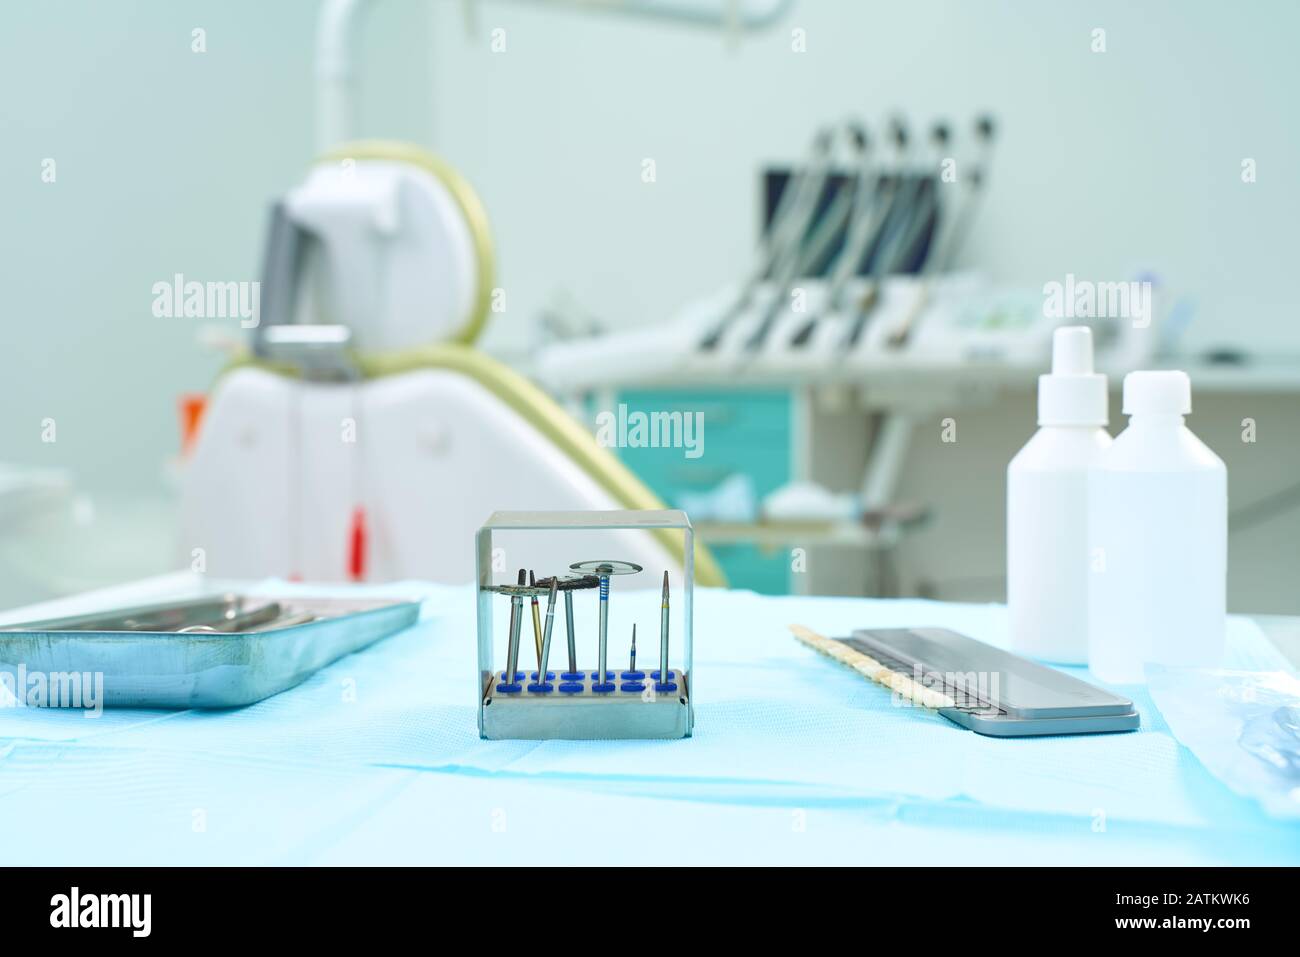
[180,0,722,587]
[179,139,723,586]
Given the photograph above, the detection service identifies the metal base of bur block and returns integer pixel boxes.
[481,670,690,740]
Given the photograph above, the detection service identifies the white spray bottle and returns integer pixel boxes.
[1007,326,1111,664]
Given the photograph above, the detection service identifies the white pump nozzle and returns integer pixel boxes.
[1038,326,1108,427]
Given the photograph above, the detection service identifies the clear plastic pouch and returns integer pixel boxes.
[1147,666,1300,819]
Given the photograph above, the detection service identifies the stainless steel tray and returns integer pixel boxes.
[0,594,420,709]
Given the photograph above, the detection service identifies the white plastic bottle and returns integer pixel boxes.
[1087,370,1226,683]
[1008,326,1111,664]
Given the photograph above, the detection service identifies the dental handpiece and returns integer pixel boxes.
[700,128,834,351]
[790,127,884,348]
[744,127,867,354]
[841,117,912,351]
[885,120,974,349]
[932,115,996,276]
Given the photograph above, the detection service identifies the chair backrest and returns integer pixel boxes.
[181,347,725,586]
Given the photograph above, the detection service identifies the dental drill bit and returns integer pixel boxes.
[504,568,526,685]
[529,570,543,661]
[564,588,577,673]
[597,569,610,686]
[534,579,558,688]
[659,570,670,685]
[630,624,637,672]
[568,560,642,688]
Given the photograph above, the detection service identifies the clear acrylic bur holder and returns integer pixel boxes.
[475,510,694,740]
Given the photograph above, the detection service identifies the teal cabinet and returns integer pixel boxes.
[595,388,794,595]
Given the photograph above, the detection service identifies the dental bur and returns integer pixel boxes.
[660,571,671,682]
[568,560,644,692]
[532,579,558,690]
[597,569,610,686]
[529,570,543,661]
[564,588,577,673]
[503,568,526,686]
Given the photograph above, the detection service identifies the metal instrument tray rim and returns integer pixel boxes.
[0,594,421,709]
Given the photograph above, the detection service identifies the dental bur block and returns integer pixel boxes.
[475,510,695,740]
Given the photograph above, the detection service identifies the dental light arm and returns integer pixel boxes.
[317,0,373,153]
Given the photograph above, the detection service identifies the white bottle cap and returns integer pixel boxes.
[1038,326,1108,426]
[1122,370,1192,416]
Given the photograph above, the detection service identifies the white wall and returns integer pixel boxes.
[427,0,1300,358]
[1,0,433,496]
